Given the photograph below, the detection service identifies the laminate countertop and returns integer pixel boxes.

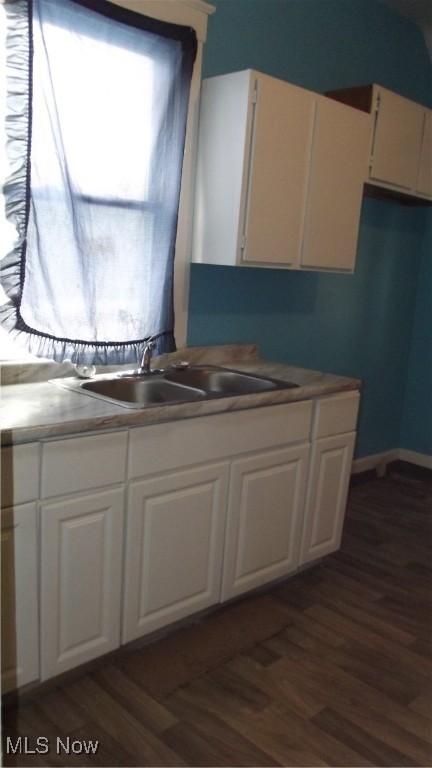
[0,345,361,446]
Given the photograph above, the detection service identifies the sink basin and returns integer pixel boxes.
[79,376,205,409]
[165,366,283,395]
[53,365,298,409]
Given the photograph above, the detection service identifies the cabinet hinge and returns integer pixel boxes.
[369,92,381,170]
[240,235,247,250]
[374,92,381,114]
[252,84,258,105]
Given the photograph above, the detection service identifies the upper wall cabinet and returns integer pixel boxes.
[327,84,432,202]
[301,96,370,271]
[192,70,370,272]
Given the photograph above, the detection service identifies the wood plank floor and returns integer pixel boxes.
[3,461,432,767]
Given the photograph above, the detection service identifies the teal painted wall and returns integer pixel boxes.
[187,0,432,458]
[400,216,432,455]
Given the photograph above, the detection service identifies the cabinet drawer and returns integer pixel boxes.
[41,431,127,498]
[313,391,359,439]
[1,443,40,508]
[129,401,312,479]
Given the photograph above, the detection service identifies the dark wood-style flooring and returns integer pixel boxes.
[3,461,432,767]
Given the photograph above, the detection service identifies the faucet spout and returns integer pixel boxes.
[138,340,156,375]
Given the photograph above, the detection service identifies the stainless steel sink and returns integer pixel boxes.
[165,366,287,395]
[53,365,298,409]
[57,375,206,409]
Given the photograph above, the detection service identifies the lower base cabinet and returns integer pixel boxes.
[2,393,359,689]
[122,462,229,642]
[40,488,124,680]
[300,431,356,564]
[1,504,39,693]
[221,444,310,600]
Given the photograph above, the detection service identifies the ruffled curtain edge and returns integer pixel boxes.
[1,0,31,347]
[0,0,184,365]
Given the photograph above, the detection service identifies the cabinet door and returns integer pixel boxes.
[1,504,39,692]
[242,74,315,266]
[123,462,229,642]
[301,96,370,271]
[370,88,424,190]
[300,432,355,565]
[416,110,432,198]
[40,488,124,680]
[222,445,309,601]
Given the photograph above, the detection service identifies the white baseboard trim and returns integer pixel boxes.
[397,449,432,470]
[352,448,432,474]
[351,450,399,475]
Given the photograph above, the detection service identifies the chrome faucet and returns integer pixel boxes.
[138,340,156,375]
[116,336,165,378]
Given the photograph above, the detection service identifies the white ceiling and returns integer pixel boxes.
[381,0,432,57]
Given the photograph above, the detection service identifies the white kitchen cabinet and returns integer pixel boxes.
[1,503,39,693]
[301,95,370,271]
[299,391,359,566]
[370,87,424,192]
[241,75,315,266]
[1,387,360,689]
[40,487,124,680]
[221,444,309,601]
[328,83,432,201]
[300,431,356,565]
[193,69,370,272]
[123,462,229,642]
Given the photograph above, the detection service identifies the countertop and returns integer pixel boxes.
[0,345,361,446]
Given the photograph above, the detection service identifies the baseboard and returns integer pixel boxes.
[351,450,398,475]
[352,448,432,474]
[397,449,432,470]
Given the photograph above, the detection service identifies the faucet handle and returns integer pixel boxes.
[144,338,157,352]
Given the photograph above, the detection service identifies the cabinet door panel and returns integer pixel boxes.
[416,110,432,198]
[41,488,124,680]
[123,463,229,642]
[301,97,369,271]
[222,445,309,601]
[1,504,39,692]
[300,432,355,565]
[370,88,424,190]
[243,75,315,266]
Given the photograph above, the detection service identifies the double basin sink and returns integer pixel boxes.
[59,365,298,409]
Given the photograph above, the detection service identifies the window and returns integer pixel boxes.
[0,0,206,364]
